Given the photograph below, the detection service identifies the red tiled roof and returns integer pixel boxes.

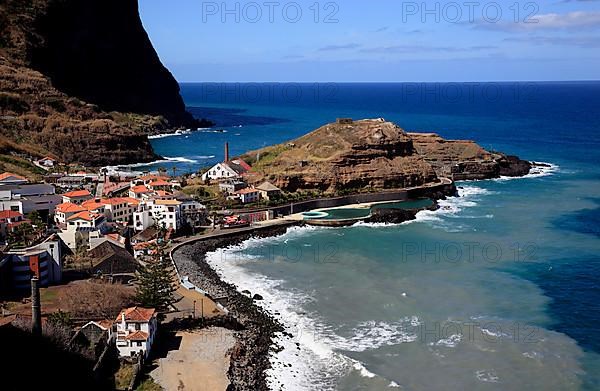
[102,197,139,206]
[63,190,92,198]
[126,330,149,341]
[67,211,103,222]
[0,210,23,219]
[148,180,171,187]
[131,185,151,194]
[0,172,27,181]
[56,202,86,213]
[116,307,156,322]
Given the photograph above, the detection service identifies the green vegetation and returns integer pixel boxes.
[134,231,178,313]
[135,375,163,391]
[115,363,137,390]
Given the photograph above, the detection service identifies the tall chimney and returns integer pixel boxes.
[31,277,42,335]
[225,142,230,162]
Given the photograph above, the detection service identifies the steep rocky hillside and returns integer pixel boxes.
[241,119,531,193]
[0,0,209,170]
[409,133,532,180]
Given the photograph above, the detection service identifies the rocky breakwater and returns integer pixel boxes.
[172,224,302,391]
[409,132,532,180]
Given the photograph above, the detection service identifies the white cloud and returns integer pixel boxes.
[477,11,600,32]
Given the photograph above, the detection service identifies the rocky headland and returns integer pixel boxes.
[240,118,531,193]
[0,0,211,173]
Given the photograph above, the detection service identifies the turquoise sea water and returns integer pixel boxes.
[152,83,600,390]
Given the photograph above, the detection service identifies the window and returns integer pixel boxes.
[137,341,142,347]
[135,323,141,331]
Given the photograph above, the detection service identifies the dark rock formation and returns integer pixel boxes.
[0,0,211,168]
[28,0,195,125]
[409,132,531,180]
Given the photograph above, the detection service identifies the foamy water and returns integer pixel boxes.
[204,164,587,390]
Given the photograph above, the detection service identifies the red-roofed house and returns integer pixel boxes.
[0,172,28,186]
[54,202,86,226]
[229,187,260,204]
[129,185,152,200]
[58,211,107,250]
[0,210,30,238]
[62,190,92,205]
[115,307,157,358]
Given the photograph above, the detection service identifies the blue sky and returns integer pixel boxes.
[139,0,600,82]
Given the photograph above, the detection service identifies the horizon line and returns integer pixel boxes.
[178,80,600,84]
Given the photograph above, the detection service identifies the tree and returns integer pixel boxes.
[134,236,177,313]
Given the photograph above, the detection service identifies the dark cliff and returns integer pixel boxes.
[28,0,194,125]
[0,0,207,171]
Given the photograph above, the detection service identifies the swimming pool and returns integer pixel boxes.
[304,199,434,221]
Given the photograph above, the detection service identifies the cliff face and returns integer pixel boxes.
[241,119,439,193]
[409,133,531,180]
[241,119,531,193]
[28,0,194,125]
[0,0,204,168]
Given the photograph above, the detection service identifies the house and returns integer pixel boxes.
[147,180,171,192]
[62,190,92,205]
[229,188,260,204]
[179,199,207,228]
[0,211,30,239]
[37,156,57,168]
[54,202,86,227]
[58,211,107,250]
[71,320,115,360]
[129,185,152,200]
[0,236,62,289]
[255,181,281,200]
[201,143,252,182]
[130,174,170,188]
[115,307,158,359]
[219,180,247,194]
[87,241,138,275]
[133,199,182,232]
[86,197,139,224]
[0,172,28,186]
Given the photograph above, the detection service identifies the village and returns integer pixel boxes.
[0,143,286,390]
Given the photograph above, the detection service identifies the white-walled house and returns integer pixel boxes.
[62,190,92,205]
[58,211,106,250]
[229,188,261,204]
[115,307,157,359]
[201,159,251,182]
[54,202,85,227]
[133,200,182,232]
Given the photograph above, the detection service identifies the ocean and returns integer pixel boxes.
[151,82,600,390]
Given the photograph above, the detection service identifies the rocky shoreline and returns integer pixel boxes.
[172,225,299,391]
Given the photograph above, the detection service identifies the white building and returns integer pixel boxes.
[229,188,261,204]
[82,197,139,224]
[0,184,61,215]
[37,156,57,168]
[133,200,182,232]
[54,202,85,227]
[1,236,63,289]
[58,211,107,250]
[201,159,251,182]
[115,307,157,359]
